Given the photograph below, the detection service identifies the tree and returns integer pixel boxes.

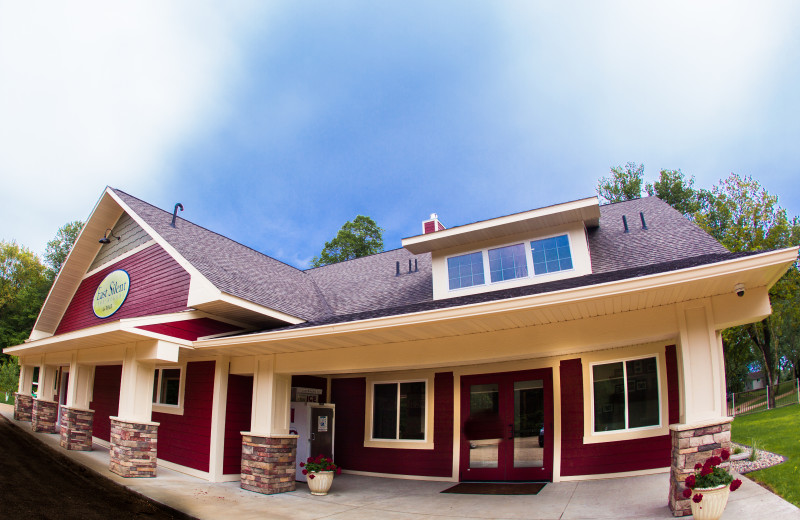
[0,241,51,363]
[310,216,384,267]
[694,173,800,407]
[645,169,702,217]
[596,162,645,203]
[0,356,19,402]
[44,220,83,277]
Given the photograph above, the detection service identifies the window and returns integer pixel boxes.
[153,367,182,406]
[592,357,659,433]
[530,235,572,275]
[488,243,528,282]
[447,252,485,290]
[371,381,426,441]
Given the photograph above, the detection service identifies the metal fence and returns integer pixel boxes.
[727,378,800,417]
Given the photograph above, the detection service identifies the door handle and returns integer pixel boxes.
[508,424,514,440]
[311,433,316,441]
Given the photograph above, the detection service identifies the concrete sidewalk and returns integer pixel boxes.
[2,405,798,519]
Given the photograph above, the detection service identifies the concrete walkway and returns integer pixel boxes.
[2,405,798,519]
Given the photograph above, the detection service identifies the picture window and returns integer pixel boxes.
[592,356,659,433]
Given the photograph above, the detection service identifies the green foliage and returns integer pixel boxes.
[645,169,701,217]
[0,356,20,398]
[732,405,800,507]
[44,220,83,276]
[0,241,51,362]
[310,215,384,267]
[596,162,645,203]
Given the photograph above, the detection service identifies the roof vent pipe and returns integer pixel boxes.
[396,261,400,276]
[622,215,629,233]
[640,212,648,230]
[171,203,184,227]
[409,259,413,273]
[414,258,418,272]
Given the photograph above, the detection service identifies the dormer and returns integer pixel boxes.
[402,197,601,300]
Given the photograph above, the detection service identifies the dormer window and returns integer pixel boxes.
[488,243,528,282]
[447,252,485,290]
[531,235,573,275]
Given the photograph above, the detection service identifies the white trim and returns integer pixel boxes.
[156,458,212,481]
[558,466,669,482]
[152,363,186,415]
[82,240,156,279]
[92,436,111,449]
[364,376,433,449]
[208,356,229,481]
[341,468,456,482]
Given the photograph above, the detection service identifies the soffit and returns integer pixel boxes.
[402,197,600,255]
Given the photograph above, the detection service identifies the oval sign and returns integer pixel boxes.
[93,270,130,318]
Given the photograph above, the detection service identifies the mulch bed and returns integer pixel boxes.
[729,442,787,474]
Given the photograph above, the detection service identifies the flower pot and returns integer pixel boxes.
[307,471,335,495]
[690,484,730,520]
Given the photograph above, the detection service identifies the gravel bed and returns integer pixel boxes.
[728,442,787,474]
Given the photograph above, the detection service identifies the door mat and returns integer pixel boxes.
[441,482,546,495]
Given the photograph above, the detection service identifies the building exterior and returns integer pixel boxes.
[6,187,797,516]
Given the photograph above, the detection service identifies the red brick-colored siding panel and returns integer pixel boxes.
[331,372,453,477]
[152,361,214,473]
[56,244,190,335]
[89,365,122,442]
[559,354,674,477]
[136,318,242,341]
[665,344,679,424]
[291,375,328,404]
[223,375,253,475]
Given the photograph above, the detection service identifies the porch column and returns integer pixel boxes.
[109,345,160,478]
[31,365,58,433]
[13,364,35,422]
[669,302,732,517]
[241,354,298,495]
[60,354,95,451]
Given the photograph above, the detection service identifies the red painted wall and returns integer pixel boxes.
[89,365,122,442]
[136,318,242,341]
[331,372,453,477]
[291,375,328,403]
[559,345,679,477]
[152,361,215,473]
[56,244,190,335]
[223,375,253,475]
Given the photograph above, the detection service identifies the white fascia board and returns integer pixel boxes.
[217,293,305,325]
[194,247,798,350]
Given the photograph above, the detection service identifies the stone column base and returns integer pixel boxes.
[31,399,58,433]
[109,417,159,478]
[240,433,298,494]
[60,407,94,451]
[668,418,733,517]
[13,393,33,421]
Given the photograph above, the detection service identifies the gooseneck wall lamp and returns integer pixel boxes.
[99,228,121,244]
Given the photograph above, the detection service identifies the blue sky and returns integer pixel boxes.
[2,2,799,269]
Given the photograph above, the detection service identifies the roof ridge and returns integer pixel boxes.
[111,188,308,275]
[303,246,410,271]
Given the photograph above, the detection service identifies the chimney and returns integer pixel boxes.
[422,213,446,234]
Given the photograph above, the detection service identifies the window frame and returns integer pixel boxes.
[447,250,486,290]
[529,233,575,276]
[363,375,434,450]
[586,352,665,442]
[152,363,186,415]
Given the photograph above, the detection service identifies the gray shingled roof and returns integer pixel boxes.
[114,189,736,329]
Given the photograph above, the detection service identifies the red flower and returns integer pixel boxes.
[694,463,702,470]
[685,475,696,488]
[700,464,713,476]
[682,488,692,499]
[302,469,308,475]
[308,474,315,479]
[336,467,342,475]
[299,462,305,467]
[721,449,730,461]
[692,493,703,503]
[708,456,722,466]
[730,479,742,492]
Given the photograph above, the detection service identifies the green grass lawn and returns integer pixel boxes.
[0,393,14,405]
[731,404,800,508]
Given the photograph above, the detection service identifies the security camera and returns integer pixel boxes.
[734,283,745,297]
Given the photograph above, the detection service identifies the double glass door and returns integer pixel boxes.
[460,368,553,481]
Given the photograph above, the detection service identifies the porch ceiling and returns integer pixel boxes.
[193,248,797,357]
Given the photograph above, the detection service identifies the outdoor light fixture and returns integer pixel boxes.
[99,228,121,244]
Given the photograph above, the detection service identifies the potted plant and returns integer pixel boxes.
[682,449,743,520]
[300,454,342,496]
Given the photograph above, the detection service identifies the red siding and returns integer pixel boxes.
[152,361,214,472]
[223,375,253,475]
[56,244,190,335]
[136,318,242,341]
[559,347,679,477]
[291,375,328,403]
[331,372,453,477]
[89,365,122,442]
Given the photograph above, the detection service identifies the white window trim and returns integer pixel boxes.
[583,350,668,444]
[446,233,576,293]
[363,375,434,450]
[152,363,186,415]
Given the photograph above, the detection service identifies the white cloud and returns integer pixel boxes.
[0,1,269,253]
